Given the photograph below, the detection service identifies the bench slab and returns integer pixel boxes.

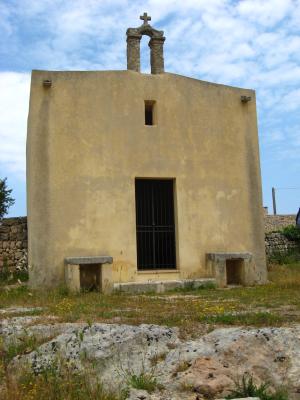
[207,252,252,261]
[65,256,113,265]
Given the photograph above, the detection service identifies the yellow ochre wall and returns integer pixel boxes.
[27,70,267,288]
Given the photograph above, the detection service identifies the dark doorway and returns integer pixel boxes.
[135,179,176,270]
[226,259,243,285]
[80,264,100,291]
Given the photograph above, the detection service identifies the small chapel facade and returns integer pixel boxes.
[27,14,267,291]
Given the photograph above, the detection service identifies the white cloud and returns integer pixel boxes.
[0,72,30,178]
[1,0,300,184]
[237,0,293,27]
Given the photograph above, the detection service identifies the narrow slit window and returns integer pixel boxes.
[145,101,156,125]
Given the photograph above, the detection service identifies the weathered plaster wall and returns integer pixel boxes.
[27,70,267,288]
[0,217,27,272]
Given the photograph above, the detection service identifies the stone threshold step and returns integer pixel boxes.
[114,278,216,293]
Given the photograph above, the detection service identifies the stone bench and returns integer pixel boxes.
[64,256,113,293]
[206,252,253,287]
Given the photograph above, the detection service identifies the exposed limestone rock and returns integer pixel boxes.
[127,388,196,400]
[164,326,300,396]
[9,323,179,392]
[0,306,43,315]
[2,317,300,398]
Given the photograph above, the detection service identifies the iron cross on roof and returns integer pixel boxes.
[140,12,151,25]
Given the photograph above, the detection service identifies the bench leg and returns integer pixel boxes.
[213,258,227,288]
[101,263,113,294]
[65,264,80,292]
[243,258,254,285]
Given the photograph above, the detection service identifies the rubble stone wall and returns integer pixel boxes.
[265,214,296,233]
[0,217,28,272]
[265,232,299,256]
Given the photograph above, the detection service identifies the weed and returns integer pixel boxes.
[179,381,194,392]
[0,257,10,280]
[57,285,70,297]
[0,257,29,285]
[2,333,39,364]
[172,361,190,375]
[168,280,216,293]
[198,281,217,290]
[77,329,85,343]
[225,374,288,400]
[86,319,92,328]
[127,372,157,393]
[150,351,167,366]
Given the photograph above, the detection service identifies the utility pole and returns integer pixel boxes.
[272,187,277,215]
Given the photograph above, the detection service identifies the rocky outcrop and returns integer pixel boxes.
[1,313,300,399]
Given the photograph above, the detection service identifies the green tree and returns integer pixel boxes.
[0,178,15,219]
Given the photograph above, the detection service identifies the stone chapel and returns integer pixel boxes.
[27,14,267,292]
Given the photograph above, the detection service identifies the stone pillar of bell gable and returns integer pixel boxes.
[149,37,165,74]
[127,34,142,72]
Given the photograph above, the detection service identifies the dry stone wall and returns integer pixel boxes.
[265,232,298,256]
[0,217,27,273]
[264,214,299,257]
[265,214,296,233]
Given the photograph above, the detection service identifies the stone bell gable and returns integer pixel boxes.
[126,12,165,74]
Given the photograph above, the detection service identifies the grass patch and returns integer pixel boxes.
[1,262,300,399]
[199,311,284,326]
[268,262,300,289]
[1,263,300,334]
[226,374,288,400]
[2,360,124,400]
[268,250,300,265]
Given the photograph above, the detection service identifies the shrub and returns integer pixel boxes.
[282,225,300,242]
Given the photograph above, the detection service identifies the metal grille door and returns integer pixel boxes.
[135,179,176,270]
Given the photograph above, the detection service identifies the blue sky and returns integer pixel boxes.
[0,0,300,216]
